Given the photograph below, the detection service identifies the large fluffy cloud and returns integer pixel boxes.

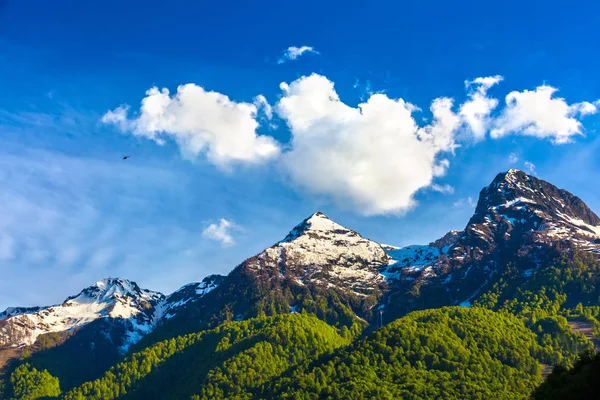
[101,85,280,168]
[102,74,599,216]
[277,74,459,215]
[491,85,598,144]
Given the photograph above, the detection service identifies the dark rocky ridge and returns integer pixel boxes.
[380,169,600,322]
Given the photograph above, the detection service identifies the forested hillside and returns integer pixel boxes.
[262,307,544,400]
[1,308,563,399]
[474,249,600,365]
[63,314,349,400]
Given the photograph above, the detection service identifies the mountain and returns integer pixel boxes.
[272,211,388,295]
[6,169,600,354]
[141,211,390,345]
[381,169,600,321]
[0,278,163,352]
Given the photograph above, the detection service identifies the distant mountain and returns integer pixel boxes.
[6,169,600,350]
[0,278,163,351]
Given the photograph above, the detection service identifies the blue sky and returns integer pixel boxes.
[1,0,600,309]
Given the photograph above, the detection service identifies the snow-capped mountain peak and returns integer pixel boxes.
[241,212,389,296]
[380,170,600,316]
[0,278,164,350]
[64,278,163,306]
[281,211,353,242]
[476,170,600,227]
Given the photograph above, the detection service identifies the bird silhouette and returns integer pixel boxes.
[122,155,130,160]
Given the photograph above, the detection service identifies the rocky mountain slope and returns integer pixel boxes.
[381,169,600,320]
[156,274,224,321]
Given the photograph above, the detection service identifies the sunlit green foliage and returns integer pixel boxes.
[61,307,549,399]
[4,363,61,400]
[262,307,543,400]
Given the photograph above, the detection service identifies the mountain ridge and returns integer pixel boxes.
[4,170,600,333]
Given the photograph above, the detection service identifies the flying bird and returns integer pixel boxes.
[122,155,130,160]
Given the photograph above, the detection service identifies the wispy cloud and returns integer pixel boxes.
[508,152,519,164]
[453,196,476,208]
[524,161,536,175]
[202,218,240,246]
[460,75,503,140]
[431,184,455,194]
[277,46,319,64]
[0,147,209,308]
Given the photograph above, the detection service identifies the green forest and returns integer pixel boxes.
[0,308,578,399]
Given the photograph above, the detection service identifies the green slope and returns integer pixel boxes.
[474,250,599,366]
[262,307,544,400]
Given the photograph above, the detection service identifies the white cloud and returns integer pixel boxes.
[101,74,600,216]
[453,196,476,208]
[253,95,273,120]
[524,161,536,175]
[491,85,599,144]
[278,46,319,64]
[459,75,503,140]
[202,219,239,246]
[508,152,519,164]
[431,184,455,194]
[277,74,459,215]
[101,85,280,168]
